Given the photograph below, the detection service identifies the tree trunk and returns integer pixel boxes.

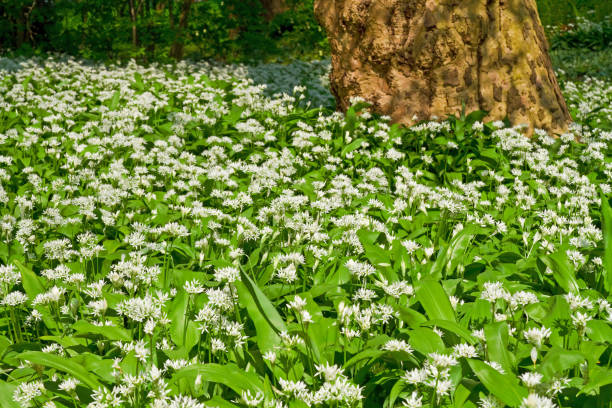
[129,0,138,46]
[169,0,194,60]
[314,0,571,135]
[260,0,288,21]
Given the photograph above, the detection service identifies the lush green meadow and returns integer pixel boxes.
[0,54,610,408]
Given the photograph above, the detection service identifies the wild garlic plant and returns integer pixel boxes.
[0,54,610,408]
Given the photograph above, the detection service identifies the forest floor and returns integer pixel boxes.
[0,52,610,407]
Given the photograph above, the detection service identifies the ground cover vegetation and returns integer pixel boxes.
[0,48,610,408]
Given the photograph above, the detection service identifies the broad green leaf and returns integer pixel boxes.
[429,225,476,280]
[467,359,527,407]
[453,381,477,408]
[0,381,20,408]
[133,72,144,91]
[601,192,612,292]
[416,280,455,322]
[18,351,102,389]
[206,396,240,408]
[409,327,445,355]
[587,320,612,343]
[72,320,131,342]
[579,366,612,395]
[169,291,200,351]
[341,138,365,156]
[172,363,263,394]
[236,271,287,353]
[540,250,581,293]
[386,380,405,408]
[13,260,44,298]
[344,349,385,369]
[108,90,120,111]
[539,347,585,380]
[424,319,477,344]
[484,322,515,374]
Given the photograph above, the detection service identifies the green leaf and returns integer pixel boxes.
[343,349,385,369]
[579,366,612,395]
[429,225,476,280]
[72,320,131,342]
[133,72,144,91]
[13,260,44,298]
[18,351,102,389]
[467,359,527,407]
[424,319,477,344]
[341,138,365,156]
[236,271,287,353]
[484,322,515,374]
[169,291,200,351]
[587,320,612,343]
[409,327,445,355]
[416,280,455,322]
[172,363,263,395]
[601,192,612,292]
[108,90,120,111]
[540,250,581,293]
[226,105,245,126]
[539,347,585,380]
[0,381,20,408]
[206,396,241,408]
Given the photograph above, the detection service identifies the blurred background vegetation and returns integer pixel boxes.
[0,0,610,67]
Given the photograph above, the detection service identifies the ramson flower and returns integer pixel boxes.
[523,326,552,348]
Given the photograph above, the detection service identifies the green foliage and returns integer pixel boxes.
[2,0,608,65]
[551,49,612,79]
[548,16,612,51]
[0,0,328,63]
[537,0,612,28]
[0,53,609,407]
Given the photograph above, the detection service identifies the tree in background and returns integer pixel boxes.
[260,0,288,21]
[314,0,572,134]
[169,0,195,59]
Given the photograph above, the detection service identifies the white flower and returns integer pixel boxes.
[453,343,478,358]
[214,266,240,283]
[520,372,543,388]
[13,381,44,406]
[2,291,28,306]
[287,295,307,311]
[240,390,264,407]
[58,377,80,393]
[383,339,413,354]
[523,327,552,348]
[428,352,458,368]
[315,362,344,382]
[478,395,503,408]
[520,393,556,408]
[401,239,421,254]
[403,368,428,385]
[263,351,277,364]
[184,279,204,294]
[345,259,376,279]
[402,391,423,408]
[481,281,510,303]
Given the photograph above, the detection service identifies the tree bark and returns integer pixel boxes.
[314,0,571,135]
[129,0,138,46]
[260,0,288,21]
[169,0,194,60]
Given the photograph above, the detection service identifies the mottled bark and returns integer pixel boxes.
[314,0,571,135]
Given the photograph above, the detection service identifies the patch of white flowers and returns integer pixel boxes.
[0,54,609,407]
